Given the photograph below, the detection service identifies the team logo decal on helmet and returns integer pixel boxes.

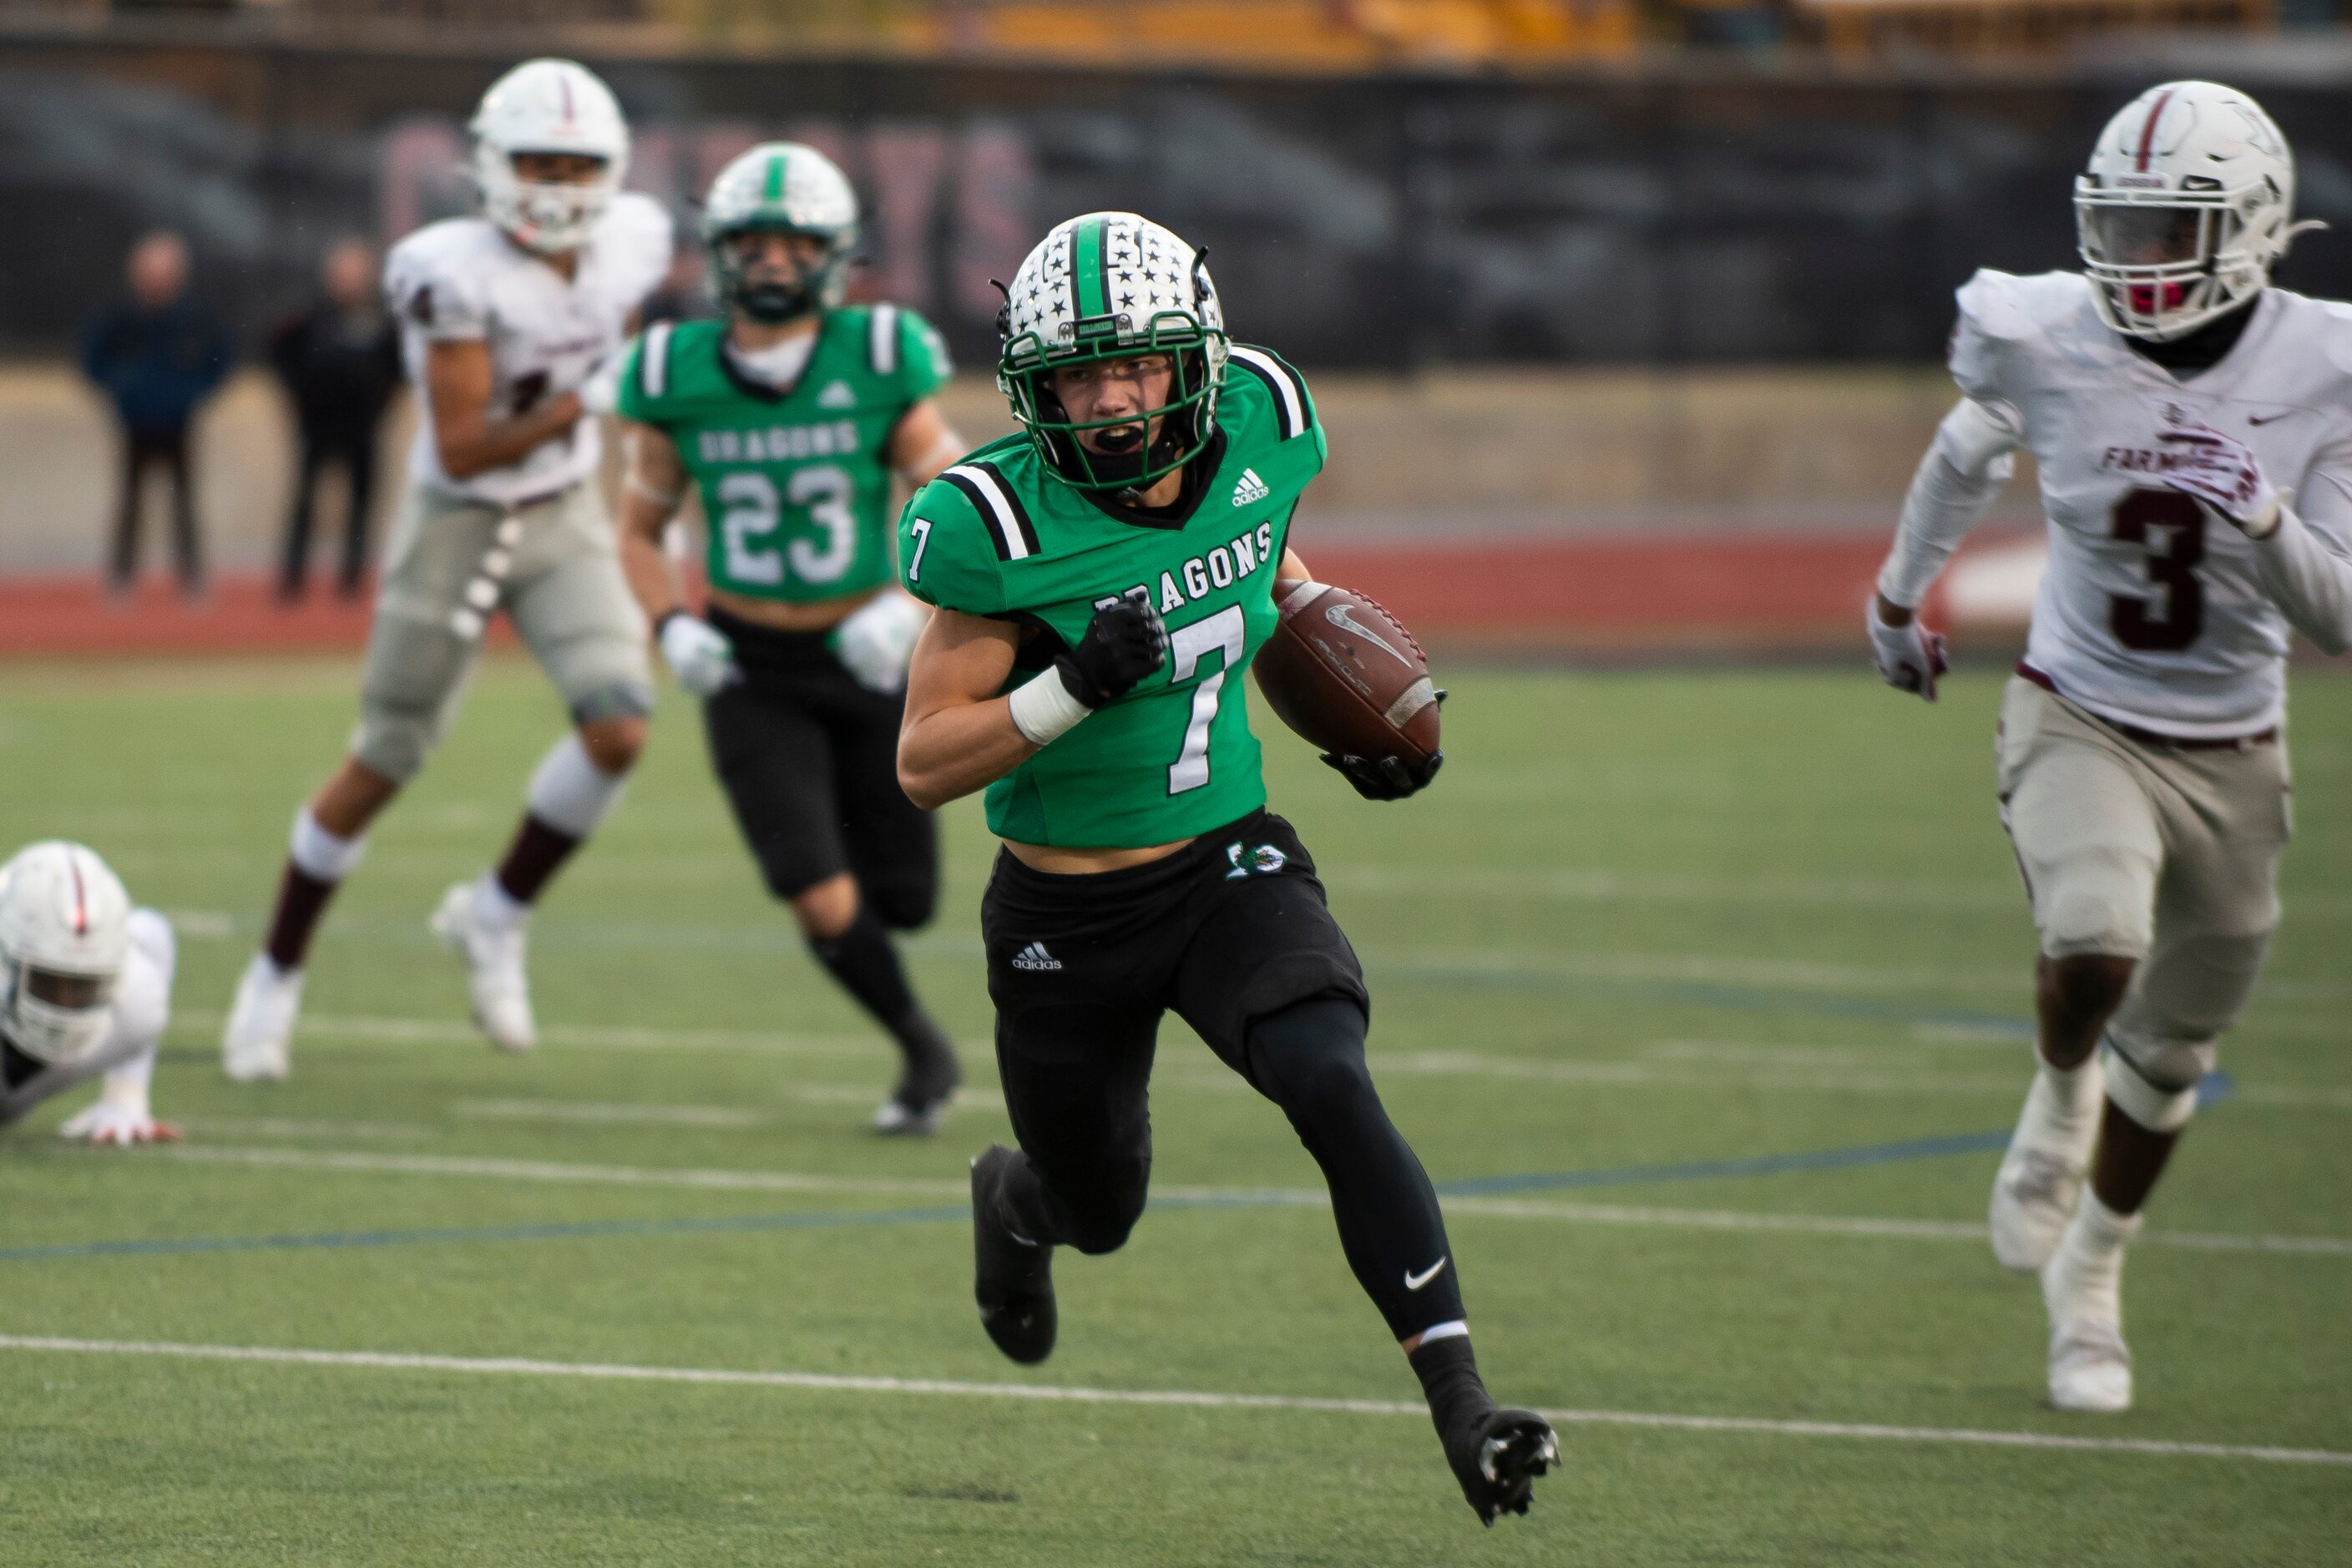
[471,58,631,256]
[2075,79,2324,342]
[0,840,133,1065]
[702,142,859,324]
[996,211,1229,493]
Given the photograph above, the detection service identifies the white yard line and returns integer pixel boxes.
[149,1146,968,1197]
[168,1010,880,1060]
[452,1100,769,1128]
[132,1146,2352,1257]
[0,1333,2342,1466]
[449,1091,1009,1125]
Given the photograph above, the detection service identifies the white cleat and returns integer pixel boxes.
[221,953,301,1082]
[1989,1059,2102,1273]
[2047,1318,2134,1414]
[2041,1195,2139,1414]
[430,881,537,1053]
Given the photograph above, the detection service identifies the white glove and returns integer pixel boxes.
[1867,598,1950,702]
[2158,422,2284,539]
[658,611,740,698]
[830,591,930,695]
[576,355,624,417]
[58,1092,180,1146]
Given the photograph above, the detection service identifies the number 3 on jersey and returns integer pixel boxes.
[2109,488,2207,652]
[719,466,857,589]
[1167,604,1245,795]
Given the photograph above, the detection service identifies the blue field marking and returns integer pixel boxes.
[4,1075,2233,1264]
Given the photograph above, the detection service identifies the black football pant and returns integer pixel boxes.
[280,428,379,599]
[110,424,201,595]
[981,812,1468,1340]
[699,608,937,925]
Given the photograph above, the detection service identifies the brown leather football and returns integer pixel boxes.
[1252,579,1440,766]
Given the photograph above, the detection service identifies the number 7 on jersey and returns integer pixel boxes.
[1167,605,1245,794]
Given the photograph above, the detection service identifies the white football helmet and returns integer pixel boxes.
[997,211,1228,492]
[2076,80,2315,341]
[0,841,132,1065]
[471,58,630,256]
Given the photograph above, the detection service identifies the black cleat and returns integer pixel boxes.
[1440,1405,1560,1526]
[874,1016,963,1136]
[970,1144,1056,1364]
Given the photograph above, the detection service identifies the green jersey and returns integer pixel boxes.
[618,305,951,604]
[898,344,1325,847]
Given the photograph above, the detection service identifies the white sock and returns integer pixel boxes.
[289,806,367,882]
[2056,1191,2141,1312]
[524,734,629,838]
[1414,1320,1469,1347]
[473,870,530,933]
[2032,1055,2102,1146]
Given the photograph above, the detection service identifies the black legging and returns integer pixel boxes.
[997,994,1469,1341]
[110,425,201,594]
[279,429,379,599]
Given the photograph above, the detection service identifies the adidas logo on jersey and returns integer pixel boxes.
[1010,942,1062,972]
[1232,468,1271,507]
[817,379,857,410]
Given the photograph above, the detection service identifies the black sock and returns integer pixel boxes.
[1409,1336,1494,1431]
[808,906,929,1055]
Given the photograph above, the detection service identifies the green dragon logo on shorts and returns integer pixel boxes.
[1225,842,1288,880]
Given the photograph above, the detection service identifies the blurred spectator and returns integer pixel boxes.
[268,238,403,600]
[79,231,230,601]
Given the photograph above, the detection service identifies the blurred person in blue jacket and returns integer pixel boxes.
[79,231,231,601]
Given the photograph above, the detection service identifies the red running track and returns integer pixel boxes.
[0,534,1889,658]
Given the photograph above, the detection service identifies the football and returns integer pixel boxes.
[1252,579,1441,765]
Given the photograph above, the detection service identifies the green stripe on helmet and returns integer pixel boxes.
[763,150,786,205]
[1073,217,1109,321]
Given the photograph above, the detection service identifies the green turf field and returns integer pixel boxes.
[3,658,2348,1566]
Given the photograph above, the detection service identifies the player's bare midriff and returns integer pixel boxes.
[707,583,881,632]
[1002,835,1196,874]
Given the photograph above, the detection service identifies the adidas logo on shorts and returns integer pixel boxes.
[1010,941,1063,972]
[1232,468,1270,507]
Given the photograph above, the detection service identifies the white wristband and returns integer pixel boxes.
[1008,666,1090,746]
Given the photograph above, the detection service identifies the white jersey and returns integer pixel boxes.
[386,191,672,507]
[0,908,171,1127]
[1953,271,2352,736]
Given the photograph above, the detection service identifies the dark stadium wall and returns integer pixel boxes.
[10,36,2352,370]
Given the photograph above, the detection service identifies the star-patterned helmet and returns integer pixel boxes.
[996,211,1228,493]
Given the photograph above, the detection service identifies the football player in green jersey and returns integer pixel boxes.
[616,143,970,1133]
[895,211,1556,1525]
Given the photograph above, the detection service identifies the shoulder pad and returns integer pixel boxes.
[933,456,1042,562]
[1224,342,1315,442]
[1955,269,2094,341]
[383,221,493,335]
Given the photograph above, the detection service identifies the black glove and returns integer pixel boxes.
[1055,595,1169,708]
[1321,748,1443,802]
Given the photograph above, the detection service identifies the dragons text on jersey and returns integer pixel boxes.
[619,305,952,604]
[898,344,1321,847]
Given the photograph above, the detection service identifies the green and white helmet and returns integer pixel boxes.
[997,210,1228,492]
[701,142,858,323]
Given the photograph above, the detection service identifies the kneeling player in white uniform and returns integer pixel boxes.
[2,842,179,1146]
[223,59,672,1077]
[1869,80,2352,1412]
